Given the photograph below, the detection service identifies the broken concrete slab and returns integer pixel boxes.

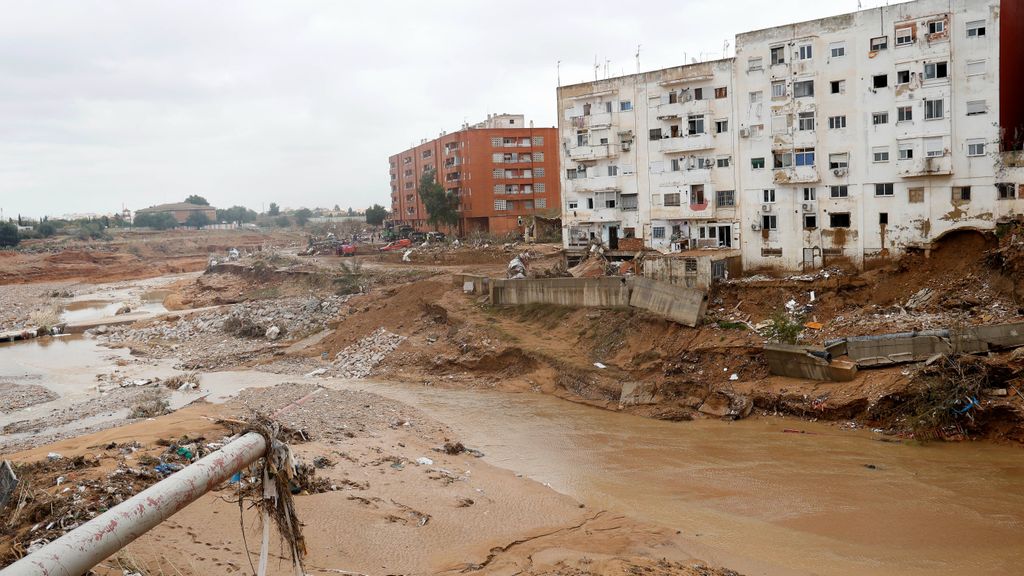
[844,330,953,366]
[490,277,631,308]
[626,276,706,328]
[619,382,659,407]
[764,343,858,382]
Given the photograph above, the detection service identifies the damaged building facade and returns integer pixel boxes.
[389,114,561,236]
[558,0,1024,271]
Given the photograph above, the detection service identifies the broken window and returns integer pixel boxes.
[804,214,817,229]
[967,20,986,37]
[908,187,924,203]
[924,99,944,120]
[873,147,890,162]
[687,114,705,135]
[762,215,778,230]
[771,80,786,98]
[829,213,851,228]
[797,112,815,131]
[715,87,728,99]
[803,187,816,201]
[795,148,815,166]
[830,80,845,94]
[897,70,911,84]
[875,183,894,196]
[793,80,814,98]
[691,185,706,205]
[762,189,776,203]
[774,152,793,168]
[953,187,971,202]
[797,44,813,60]
[997,183,1017,200]
[829,153,849,169]
[896,27,914,46]
[872,112,889,125]
[870,36,888,51]
[748,57,763,71]
[967,139,986,157]
[898,142,914,160]
[924,61,948,80]
[751,157,765,169]
[873,74,888,88]
[770,45,785,65]
[649,128,662,140]
[715,119,728,134]
[663,193,681,207]
[966,100,987,116]
[898,105,913,122]
[829,42,846,58]
[830,185,849,198]
[717,190,735,207]
[967,60,986,76]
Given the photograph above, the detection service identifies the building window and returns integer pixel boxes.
[830,80,845,94]
[829,115,847,129]
[670,158,682,172]
[875,183,894,197]
[536,183,546,192]
[967,139,986,157]
[830,213,851,228]
[688,114,705,135]
[967,20,986,37]
[829,42,846,58]
[586,198,594,209]
[873,147,890,162]
[566,168,579,180]
[750,91,763,104]
[715,119,729,134]
[532,136,544,146]
[804,214,817,229]
[494,199,507,211]
[924,61,948,80]
[795,148,815,166]
[928,20,945,35]
[924,137,944,157]
[716,156,731,168]
[620,194,637,211]
[803,187,816,201]
[871,36,888,51]
[898,105,913,122]
[897,70,910,84]
[606,165,618,176]
[567,200,578,210]
[536,198,547,208]
[794,80,814,98]
[872,112,889,125]
[896,27,914,46]
[604,101,613,113]
[751,157,765,169]
[997,183,1017,200]
[774,151,793,168]
[762,189,776,203]
[750,124,764,137]
[577,131,589,146]
[761,215,778,230]
[664,193,681,207]
[690,185,706,205]
[748,57,763,71]
[899,142,914,160]
[829,153,849,169]
[797,44,813,60]
[953,187,971,202]
[652,226,666,239]
[649,128,662,141]
[967,60,986,76]
[830,185,849,198]
[797,112,815,131]
[620,100,632,111]
[873,74,888,88]
[879,212,889,225]
[770,45,785,65]
[717,190,735,207]
[924,99,944,120]
[771,80,786,98]
[966,100,987,116]
[909,187,924,203]
[715,87,728,99]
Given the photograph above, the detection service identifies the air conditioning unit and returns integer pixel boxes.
[621,142,631,151]
[833,168,848,176]
[762,204,773,213]
[577,164,587,172]
[802,203,815,213]
[739,128,750,138]
[751,223,762,231]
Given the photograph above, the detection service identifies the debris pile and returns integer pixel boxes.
[0,382,58,413]
[333,328,407,378]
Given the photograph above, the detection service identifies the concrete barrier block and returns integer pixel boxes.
[764,343,858,382]
[626,277,706,327]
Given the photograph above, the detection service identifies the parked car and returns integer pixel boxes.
[426,231,446,242]
[409,231,427,243]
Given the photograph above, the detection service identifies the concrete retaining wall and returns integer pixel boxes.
[627,276,706,327]
[454,274,491,296]
[764,344,858,382]
[838,322,1024,366]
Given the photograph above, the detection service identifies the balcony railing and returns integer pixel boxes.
[659,133,714,153]
[897,156,953,177]
[773,165,820,184]
[569,144,618,161]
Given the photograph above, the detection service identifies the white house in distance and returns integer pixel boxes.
[558,0,1024,273]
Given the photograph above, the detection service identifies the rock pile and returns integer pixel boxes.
[333,328,406,379]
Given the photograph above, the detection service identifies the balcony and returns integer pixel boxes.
[655,99,709,119]
[569,144,618,161]
[897,155,953,177]
[568,175,621,194]
[569,112,613,130]
[659,133,714,153]
[773,165,820,184]
[652,168,712,187]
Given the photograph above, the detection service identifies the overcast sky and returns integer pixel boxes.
[0,0,901,219]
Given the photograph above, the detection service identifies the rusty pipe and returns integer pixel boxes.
[1,431,267,576]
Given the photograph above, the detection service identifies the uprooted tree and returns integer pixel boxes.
[418,169,460,231]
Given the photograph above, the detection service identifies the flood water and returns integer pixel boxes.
[326,380,1024,576]
[59,289,168,324]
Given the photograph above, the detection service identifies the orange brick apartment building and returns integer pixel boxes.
[388,114,560,236]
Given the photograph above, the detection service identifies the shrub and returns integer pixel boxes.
[761,310,803,344]
[0,222,19,247]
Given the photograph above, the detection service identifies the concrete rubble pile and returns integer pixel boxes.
[332,328,406,379]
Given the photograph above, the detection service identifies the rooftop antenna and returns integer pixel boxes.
[593,55,599,81]
[635,44,641,73]
[605,58,610,78]
[723,39,730,58]
[557,60,561,87]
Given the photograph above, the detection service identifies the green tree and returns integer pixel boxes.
[268,203,280,216]
[36,221,56,237]
[293,208,313,227]
[418,170,460,230]
[0,222,19,247]
[185,211,211,228]
[184,195,209,206]
[216,205,258,223]
[365,204,388,226]
[274,215,291,227]
[333,204,341,212]
[347,206,355,216]
[134,212,179,230]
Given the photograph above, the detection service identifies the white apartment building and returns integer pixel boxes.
[558,59,739,253]
[558,0,1024,272]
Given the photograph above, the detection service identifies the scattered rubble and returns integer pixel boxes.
[0,382,59,413]
[332,328,407,379]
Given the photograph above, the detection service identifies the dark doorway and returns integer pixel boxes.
[608,227,619,250]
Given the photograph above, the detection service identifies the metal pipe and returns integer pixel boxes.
[2,431,267,576]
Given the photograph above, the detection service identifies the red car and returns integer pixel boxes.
[379,239,412,252]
